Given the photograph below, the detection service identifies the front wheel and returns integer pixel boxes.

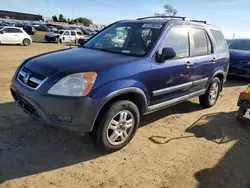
[199,77,221,107]
[90,100,140,152]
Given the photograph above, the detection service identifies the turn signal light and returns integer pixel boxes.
[243,87,250,94]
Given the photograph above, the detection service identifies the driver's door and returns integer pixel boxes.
[149,26,195,105]
[1,28,17,43]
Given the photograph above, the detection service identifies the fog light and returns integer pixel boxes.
[53,115,72,124]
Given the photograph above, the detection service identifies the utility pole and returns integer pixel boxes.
[72,0,75,21]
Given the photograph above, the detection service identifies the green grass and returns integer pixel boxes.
[32,31,46,43]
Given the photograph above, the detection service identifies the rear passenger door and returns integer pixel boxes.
[190,27,215,92]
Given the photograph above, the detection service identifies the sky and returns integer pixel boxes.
[1,0,250,38]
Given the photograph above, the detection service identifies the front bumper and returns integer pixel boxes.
[10,78,104,132]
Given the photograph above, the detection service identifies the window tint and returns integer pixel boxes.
[192,28,212,56]
[12,28,23,33]
[3,28,13,33]
[63,31,70,36]
[160,27,190,58]
[210,29,227,53]
[71,31,76,36]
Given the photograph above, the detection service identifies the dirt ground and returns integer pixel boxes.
[0,43,250,188]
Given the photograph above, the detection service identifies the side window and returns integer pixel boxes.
[63,31,70,36]
[71,31,76,36]
[77,32,83,36]
[210,29,227,53]
[3,28,13,33]
[160,27,190,58]
[192,28,212,56]
[13,28,23,33]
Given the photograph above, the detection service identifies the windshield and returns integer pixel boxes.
[84,22,164,56]
[229,39,250,51]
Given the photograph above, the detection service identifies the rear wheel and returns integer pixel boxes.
[23,38,31,46]
[90,100,140,152]
[199,77,221,107]
[59,39,62,44]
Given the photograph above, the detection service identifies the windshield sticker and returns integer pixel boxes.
[122,50,131,53]
[142,24,162,29]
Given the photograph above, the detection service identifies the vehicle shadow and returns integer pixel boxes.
[149,111,250,187]
[0,100,204,183]
[225,76,249,88]
[0,102,102,183]
[140,100,203,127]
[191,112,250,188]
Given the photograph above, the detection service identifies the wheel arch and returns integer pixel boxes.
[212,70,225,92]
[92,87,148,131]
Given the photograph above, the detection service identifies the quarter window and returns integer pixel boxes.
[210,29,227,53]
[159,27,190,58]
[71,31,76,36]
[192,28,212,56]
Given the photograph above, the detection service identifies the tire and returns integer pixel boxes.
[90,100,140,152]
[199,77,221,107]
[59,39,62,44]
[23,38,31,46]
[237,107,246,120]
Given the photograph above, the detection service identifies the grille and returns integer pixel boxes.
[17,67,47,89]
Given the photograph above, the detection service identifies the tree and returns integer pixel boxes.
[155,4,178,16]
[59,14,66,22]
[82,18,93,25]
[52,15,58,22]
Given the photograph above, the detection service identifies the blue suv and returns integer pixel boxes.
[11,16,229,152]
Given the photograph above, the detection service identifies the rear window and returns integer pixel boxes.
[210,29,227,53]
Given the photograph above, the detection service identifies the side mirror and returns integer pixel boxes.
[0,30,3,34]
[161,47,176,61]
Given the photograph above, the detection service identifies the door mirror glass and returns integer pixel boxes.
[160,47,176,61]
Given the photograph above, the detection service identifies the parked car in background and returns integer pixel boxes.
[11,16,229,152]
[15,23,36,35]
[0,26,32,46]
[44,30,85,44]
[35,25,50,32]
[47,26,57,32]
[229,39,250,80]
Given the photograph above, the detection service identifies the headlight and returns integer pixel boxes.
[48,72,97,96]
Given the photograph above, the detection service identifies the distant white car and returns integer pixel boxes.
[44,30,88,44]
[0,26,32,46]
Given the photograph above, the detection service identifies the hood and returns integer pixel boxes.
[229,49,250,61]
[24,48,140,77]
[45,32,61,38]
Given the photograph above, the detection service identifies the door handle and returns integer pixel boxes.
[212,57,216,63]
[185,61,193,68]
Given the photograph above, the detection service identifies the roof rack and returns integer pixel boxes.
[137,16,187,21]
[189,20,207,24]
